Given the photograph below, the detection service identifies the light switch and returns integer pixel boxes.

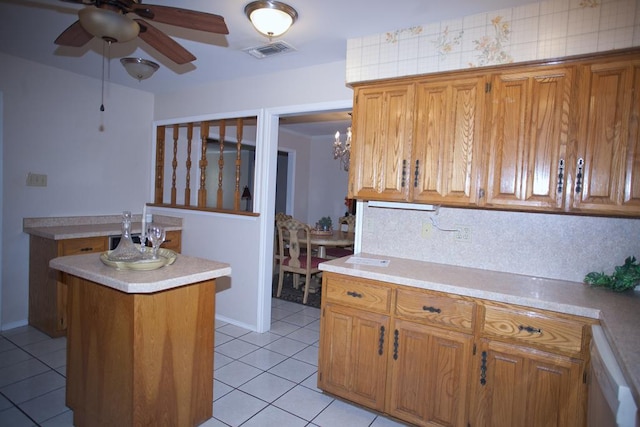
[26,173,47,187]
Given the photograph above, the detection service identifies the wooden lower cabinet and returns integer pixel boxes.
[470,339,586,427]
[161,230,182,252]
[29,235,108,337]
[319,303,389,411]
[318,273,593,427]
[28,231,181,337]
[387,319,472,426]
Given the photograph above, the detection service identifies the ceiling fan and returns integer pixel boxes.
[54,0,229,65]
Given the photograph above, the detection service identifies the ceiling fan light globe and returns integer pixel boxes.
[245,1,297,38]
[79,8,139,43]
[120,58,159,81]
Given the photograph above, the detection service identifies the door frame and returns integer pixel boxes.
[255,99,353,331]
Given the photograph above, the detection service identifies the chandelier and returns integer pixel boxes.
[333,127,352,171]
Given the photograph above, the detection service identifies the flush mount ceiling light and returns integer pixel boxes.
[78,7,140,43]
[244,1,298,39]
[120,57,160,81]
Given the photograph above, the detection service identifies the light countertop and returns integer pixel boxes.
[50,253,230,294]
[320,253,640,406]
[23,214,182,240]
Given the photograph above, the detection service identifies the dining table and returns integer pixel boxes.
[309,230,355,259]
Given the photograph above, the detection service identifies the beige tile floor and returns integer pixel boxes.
[0,298,407,426]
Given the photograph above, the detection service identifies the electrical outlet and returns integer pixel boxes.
[455,225,472,243]
[26,173,47,187]
[421,221,432,239]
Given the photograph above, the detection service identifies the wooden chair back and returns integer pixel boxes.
[338,215,356,233]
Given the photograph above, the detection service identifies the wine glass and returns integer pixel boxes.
[139,228,148,257]
[147,225,166,259]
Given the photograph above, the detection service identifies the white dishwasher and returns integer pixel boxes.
[588,325,638,427]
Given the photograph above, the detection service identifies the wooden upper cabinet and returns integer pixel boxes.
[348,48,640,217]
[571,58,640,215]
[484,65,573,211]
[412,75,485,206]
[349,83,414,201]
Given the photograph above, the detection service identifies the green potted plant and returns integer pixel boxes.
[584,256,640,292]
[316,216,333,232]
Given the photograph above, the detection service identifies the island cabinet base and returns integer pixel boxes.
[65,274,215,427]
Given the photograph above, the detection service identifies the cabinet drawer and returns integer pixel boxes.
[161,230,181,253]
[481,303,587,356]
[395,288,475,332]
[60,237,107,256]
[324,275,392,314]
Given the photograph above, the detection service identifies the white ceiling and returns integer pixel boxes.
[0,0,537,136]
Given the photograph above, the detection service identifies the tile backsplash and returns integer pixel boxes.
[346,0,640,83]
[360,204,640,283]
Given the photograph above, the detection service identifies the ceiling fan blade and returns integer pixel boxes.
[58,0,95,4]
[135,19,196,65]
[131,4,228,35]
[54,20,94,47]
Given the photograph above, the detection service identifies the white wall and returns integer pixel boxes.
[0,54,352,332]
[277,130,312,222]
[307,134,350,227]
[153,62,353,331]
[0,53,154,329]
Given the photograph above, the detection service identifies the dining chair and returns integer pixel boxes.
[276,217,324,304]
[274,212,292,271]
[337,215,356,233]
[325,215,355,259]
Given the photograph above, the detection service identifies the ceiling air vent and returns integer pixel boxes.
[243,41,296,59]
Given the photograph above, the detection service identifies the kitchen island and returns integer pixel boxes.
[24,214,183,337]
[50,252,230,427]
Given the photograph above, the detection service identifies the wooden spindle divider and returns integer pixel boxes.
[185,123,193,206]
[217,120,226,209]
[171,124,179,205]
[234,118,244,211]
[153,117,258,216]
[154,126,165,204]
[198,121,210,207]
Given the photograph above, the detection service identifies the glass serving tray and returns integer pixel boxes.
[100,248,177,271]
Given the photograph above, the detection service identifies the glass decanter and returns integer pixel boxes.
[108,211,142,262]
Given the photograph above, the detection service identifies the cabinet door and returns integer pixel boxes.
[349,83,414,201]
[484,66,573,211]
[58,236,108,332]
[470,339,586,427]
[318,303,389,411]
[571,59,640,215]
[386,319,472,427]
[412,76,485,206]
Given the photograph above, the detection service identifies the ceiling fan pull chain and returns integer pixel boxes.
[100,41,106,112]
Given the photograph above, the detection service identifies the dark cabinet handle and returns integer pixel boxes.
[413,159,419,187]
[575,158,584,193]
[557,159,564,193]
[480,351,487,386]
[401,159,407,188]
[422,306,441,313]
[80,247,94,252]
[346,291,363,298]
[393,329,399,360]
[378,326,385,356]
[518,325,542,334]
